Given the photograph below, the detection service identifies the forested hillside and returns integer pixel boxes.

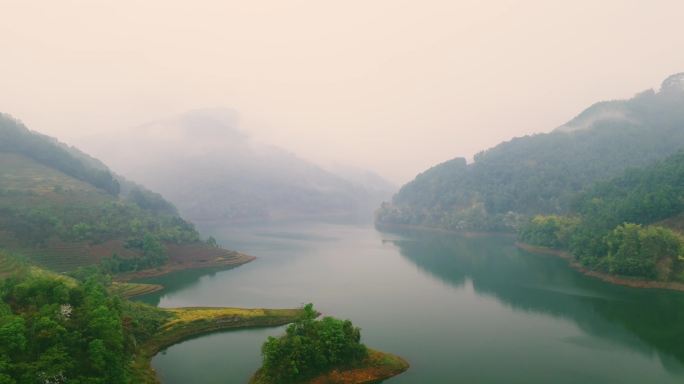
[0,114,245,273]
[377,73,684,231]
[520,151,684,281]
[0,114,120,195]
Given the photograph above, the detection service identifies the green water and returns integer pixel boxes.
[137,222,684,383]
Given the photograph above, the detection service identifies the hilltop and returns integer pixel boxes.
[377,73,684,232]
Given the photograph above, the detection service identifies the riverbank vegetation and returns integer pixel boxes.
[251,304,408,384]
[519,151,684,282]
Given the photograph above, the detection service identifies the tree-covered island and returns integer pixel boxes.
[251,304,409,384]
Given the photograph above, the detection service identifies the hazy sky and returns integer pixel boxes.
[2,0,684,183]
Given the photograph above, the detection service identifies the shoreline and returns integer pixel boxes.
[115,251,255,282]
[132,307,304,384]
[120,249,291,384]
[516,242,684,292]
[250,349,409,384]
[374,222,515,238]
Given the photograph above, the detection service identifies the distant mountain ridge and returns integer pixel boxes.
[376,73,684,231]
[83,109,394,223]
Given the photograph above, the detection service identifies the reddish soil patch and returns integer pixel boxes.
[309,351,408,384]
[252,350,409,384]
[309,366,403,384]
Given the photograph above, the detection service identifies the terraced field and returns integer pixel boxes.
[109,282,163,298]
[0,152,117,272]
[21,243,93,272]
[0,152,160,272]
[0,250,26,278]
[0,152,101,195]
[0,150,250,278]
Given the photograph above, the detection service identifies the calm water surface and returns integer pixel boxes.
[137,222,684,384]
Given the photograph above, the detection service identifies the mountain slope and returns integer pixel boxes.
[0,113,248,272]
[377,73,684,231]
[519,150,684,282]
[82,109,394,223]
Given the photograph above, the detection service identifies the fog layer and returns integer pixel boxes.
[84,109,394,223]
[2,0,684,183]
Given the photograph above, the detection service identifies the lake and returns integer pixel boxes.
[136,222,684,384]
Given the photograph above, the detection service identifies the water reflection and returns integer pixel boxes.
[385,228,684,371]
[134,267,237,306]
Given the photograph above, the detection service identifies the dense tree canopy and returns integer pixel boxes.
[0,274,164,383]
[519,151,684,281]
[258,304,367,383]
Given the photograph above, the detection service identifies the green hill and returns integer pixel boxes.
[377,73,684,231]
[0,113,247,273]
[520,150,684,282]
[0,114,120,194]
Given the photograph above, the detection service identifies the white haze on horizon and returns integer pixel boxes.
[2,0,684,184]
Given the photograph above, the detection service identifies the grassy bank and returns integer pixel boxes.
[517,242,684,292]
[250,349,409,384]
[131,306,304,383]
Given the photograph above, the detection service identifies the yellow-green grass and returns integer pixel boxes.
[131,307,305,383]
[109,282,164,298]
[250,349,410,384]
